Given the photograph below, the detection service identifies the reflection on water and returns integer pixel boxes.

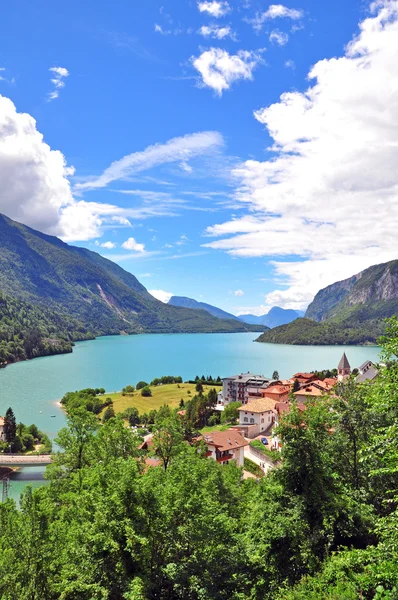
[5,467,48,505]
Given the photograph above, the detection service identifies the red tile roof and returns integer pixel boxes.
[203,429,249,451]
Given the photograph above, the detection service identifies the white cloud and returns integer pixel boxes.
[122,237,145,252]
[48,66,69,101]
[269,29,289,45]
[198,24,236,39]
[0,94,208,243]
[236,305,271,316]
[99,241,116,249]
[234,289,244,296]
[76,131,223,190]
[285,59,295,69]
[149,289,174,303]
[198,1,230,18]
[176,234,189,246]
[138,273,152,278]
[204,0,398,309]
[249,4,303,31]
[192,48,265,95]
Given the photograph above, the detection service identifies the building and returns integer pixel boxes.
[222,373,271,405]
[294,385,328,402]
[202,429,248,467]
[236,397,276,438]
[356,360,379,383]
[338,353,351,381]
[0,417,5,441]
[290,372,317,385]
[260,384,291,402]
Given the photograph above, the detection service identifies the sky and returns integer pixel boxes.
[1,0,398,316]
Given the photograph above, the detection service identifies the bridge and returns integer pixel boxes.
[0,454,52,467]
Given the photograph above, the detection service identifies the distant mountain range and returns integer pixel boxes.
[169,296,302,329]
[256,260,398,345]
[0,214,264,365]
[239,307,305,328]
[168,296,240,321]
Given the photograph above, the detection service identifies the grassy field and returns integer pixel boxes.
[101,383,217,415]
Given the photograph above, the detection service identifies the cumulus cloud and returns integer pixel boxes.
[204,0,398,309]
[99,241,116,249]
[0,93,75,233]
[122,237,145,252]
[269,30,289,45]
[250,4,303,31]
[149,289,174,303]
[76,131,223,190]
[48,66,69,101]
[0,94,201,242]
[192,48,265,95]
[198,1,231,18]
[198,24,236,39]
[234,289,244,296]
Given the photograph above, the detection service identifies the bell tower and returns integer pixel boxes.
[338,353,351,381]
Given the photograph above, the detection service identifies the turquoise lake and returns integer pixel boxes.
[0,332,381,502]
[0,331,381,440]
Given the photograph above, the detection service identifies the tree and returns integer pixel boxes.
[292,378,300,392]
[195,382,204,394]
[272,370,280,381]
[136,381,149,390]
[152,414,184,470]
[122,384,135,394]
[123,407,140,426]
[4,407,16,449]
[179,399,185,408]
[141,386,152,397]
[103,406,115,422]
[221,401,241,424]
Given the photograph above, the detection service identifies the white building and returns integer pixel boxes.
[0,417,5,441]
[222,373,272,405]
[236,397,276,439]
[202,429,248,467]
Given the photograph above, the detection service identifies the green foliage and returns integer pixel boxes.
[221,401,241,424]
[140,386,152,397]
[136,381,148,390]
[122,385,135,394]
[250,440,281,464]
[244,457,264,477]
[0,318,397,599]
[102,406,115,422]
[150,375,183,386]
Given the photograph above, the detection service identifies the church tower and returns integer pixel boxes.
[338,353,351,381]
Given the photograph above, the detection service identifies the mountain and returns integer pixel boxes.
[256,260,398,346]
[168,296,240,321]
[0,214,264,365]
[239,307,303,328]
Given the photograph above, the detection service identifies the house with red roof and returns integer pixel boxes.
[202,429,249,467]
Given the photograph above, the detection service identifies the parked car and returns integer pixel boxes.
[260,437,268,445]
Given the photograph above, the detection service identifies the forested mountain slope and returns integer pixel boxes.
[0,214,261,364]
[168,295,240,321]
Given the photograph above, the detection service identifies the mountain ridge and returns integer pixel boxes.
[0,214,263,365]
[256,260,398,346]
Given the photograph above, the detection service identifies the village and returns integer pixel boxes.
[139,353,379,477]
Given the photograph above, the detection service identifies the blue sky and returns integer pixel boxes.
[1,0,398,315]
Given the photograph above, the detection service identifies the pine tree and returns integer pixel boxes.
[4,407,17,450]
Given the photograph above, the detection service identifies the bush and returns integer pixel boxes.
[141,386,152,397]
[244,457,264,478]
[250,440,280,464]
[136,381,149,390]
[103,406,115,422]
[122,385,135,394]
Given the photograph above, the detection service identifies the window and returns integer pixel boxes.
[244,417,248,423]
[261,418,264,423]
[250,418,254,424]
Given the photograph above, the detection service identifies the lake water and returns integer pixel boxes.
[0,332,381,439]
[0,332,381,503]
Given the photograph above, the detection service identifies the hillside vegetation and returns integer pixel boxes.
[1,319,398,598]
[0,214,261,364]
